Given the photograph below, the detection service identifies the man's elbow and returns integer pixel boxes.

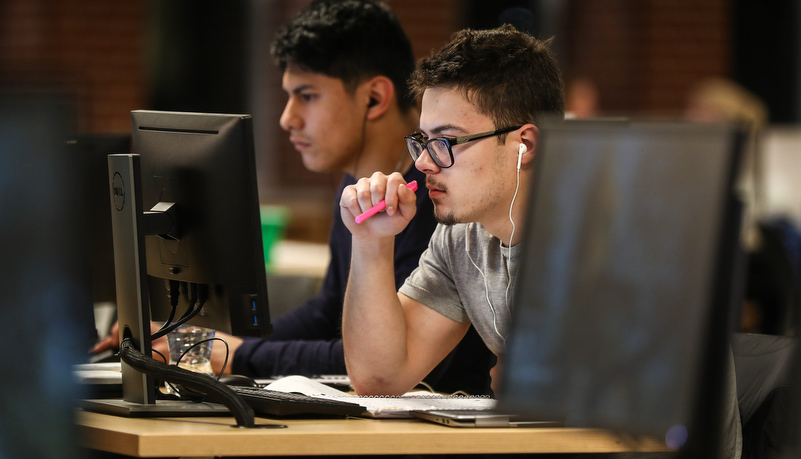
[349,374,409,396]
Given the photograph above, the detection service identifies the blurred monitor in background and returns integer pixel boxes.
[67,133,131,343]
[760,126,801,226]
[0,93,92,458]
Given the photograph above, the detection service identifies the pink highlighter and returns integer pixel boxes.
[354,180,418,224]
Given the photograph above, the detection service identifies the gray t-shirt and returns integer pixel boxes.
[399,222,520,355]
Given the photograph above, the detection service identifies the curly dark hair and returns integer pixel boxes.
[271,0,416,111]
[409,24,565,132]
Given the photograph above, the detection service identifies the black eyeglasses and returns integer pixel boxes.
[404,125,522,168]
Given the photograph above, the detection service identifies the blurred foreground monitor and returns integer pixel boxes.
[499,120,745,458]
[0,93,92,458]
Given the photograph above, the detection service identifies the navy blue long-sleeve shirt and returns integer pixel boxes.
[232,168,495,395]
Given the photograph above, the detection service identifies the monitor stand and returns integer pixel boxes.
[82,154,257,428]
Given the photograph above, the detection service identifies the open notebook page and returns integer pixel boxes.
[265,375,496,418]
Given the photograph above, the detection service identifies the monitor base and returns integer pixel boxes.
[83,398,231,418]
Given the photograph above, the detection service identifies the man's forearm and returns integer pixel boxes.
[342,237,412,395]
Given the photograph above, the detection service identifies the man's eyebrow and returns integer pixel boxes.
[423,124,464,137]
[286,84,314,95]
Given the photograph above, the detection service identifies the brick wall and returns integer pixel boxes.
[560,0,730,116]
[0,0,733,241]
[0,0,147,133]
[0,0,733,134]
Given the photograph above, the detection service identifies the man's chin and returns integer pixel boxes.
[434,211,459,226]
[300,155,333,174]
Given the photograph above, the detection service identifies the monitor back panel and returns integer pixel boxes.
[498,121,743,449]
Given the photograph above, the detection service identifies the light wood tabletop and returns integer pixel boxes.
[76,410,672,457]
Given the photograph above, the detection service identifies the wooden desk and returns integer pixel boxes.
[76,410,671,457]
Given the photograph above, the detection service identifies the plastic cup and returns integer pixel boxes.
[167,325,215,376]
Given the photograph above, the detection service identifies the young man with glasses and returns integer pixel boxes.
[340,24,561,396]
[340,24,742,459]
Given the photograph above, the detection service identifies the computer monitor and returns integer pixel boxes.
[85,110,272,426]
[760,125,801,225]
[67,133,131,342]
[498,121,744,457]
[132,110,271,338]
[67,134,131,305]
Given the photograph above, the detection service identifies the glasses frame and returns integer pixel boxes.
[405,125,523,168]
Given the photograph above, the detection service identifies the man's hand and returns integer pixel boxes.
[91,321,169,363]
[90,322,120,355]
[340,171,419,239]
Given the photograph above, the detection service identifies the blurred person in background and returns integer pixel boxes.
[687,78,800,336]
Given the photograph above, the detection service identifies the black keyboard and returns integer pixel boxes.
[228,386,366,418]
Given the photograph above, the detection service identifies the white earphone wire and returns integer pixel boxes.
[465,225,505,343]
[502,150,522,318]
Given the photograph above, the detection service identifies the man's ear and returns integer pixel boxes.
[362,75,394,120]
[517,123,539,168]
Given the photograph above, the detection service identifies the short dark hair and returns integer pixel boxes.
[409,25,565,132]
[271,0,416,111]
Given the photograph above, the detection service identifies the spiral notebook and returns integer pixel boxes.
[263,375,495,419]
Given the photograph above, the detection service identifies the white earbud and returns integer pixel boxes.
[517,143,527,171]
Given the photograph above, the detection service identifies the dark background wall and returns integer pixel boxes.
[2,0,798,241]
[732,0,800,123]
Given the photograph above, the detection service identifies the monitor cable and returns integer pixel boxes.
[118,336,256,428]
[152,280,181,338]
[151,282,207,340]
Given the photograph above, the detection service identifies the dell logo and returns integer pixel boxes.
[112,172,126,211]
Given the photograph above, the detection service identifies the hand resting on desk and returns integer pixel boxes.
[92,321,241,376]
[91,321,169,363]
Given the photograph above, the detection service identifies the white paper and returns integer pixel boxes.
[264,375,496,418]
